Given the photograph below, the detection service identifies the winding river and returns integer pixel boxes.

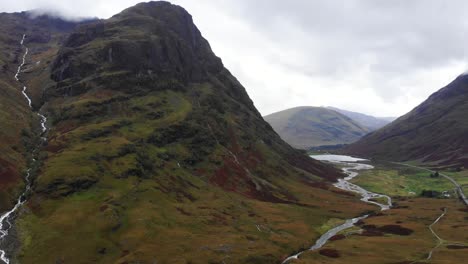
[0,34,48,264]
[283,154,392,263]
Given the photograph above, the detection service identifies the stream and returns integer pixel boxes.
[0,34,48,264]
[282,154,392,263]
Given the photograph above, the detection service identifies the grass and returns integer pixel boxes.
[14,79,377,263]
[295,197,468,264]
[0,17,90,211]
[350,163,455,197]
[16,169,376,263]
[275,160,468,264]
[0,58,33,212]
[441,170,468,194]
[289,161,468,264]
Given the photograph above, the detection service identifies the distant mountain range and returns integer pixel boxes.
[345,74,468,168]
[327,107,395,131]
[264,106,370,149]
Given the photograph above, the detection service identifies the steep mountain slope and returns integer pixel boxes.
[380,116,397,122]
[0,12,92,212]
[0,2,376,263]
[327,106,394,131]
[345,74,468,168]
[264,106,370,149]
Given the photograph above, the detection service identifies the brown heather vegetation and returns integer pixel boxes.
[292,197,468,264]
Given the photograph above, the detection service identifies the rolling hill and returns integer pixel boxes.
[264,106,370,149]
[345,74,468,168]
[0,2,376,263]
[327,106,394,131]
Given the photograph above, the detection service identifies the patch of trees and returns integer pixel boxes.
[421,190,441,198]
[81,120,131,141]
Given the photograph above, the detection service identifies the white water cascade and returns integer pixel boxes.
[0,34,48,264]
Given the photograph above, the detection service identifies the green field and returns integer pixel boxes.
[350,163,456,197]
[442,169,468,193]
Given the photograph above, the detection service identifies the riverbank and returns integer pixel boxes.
[295,197,468,263]
[283,155,392,263]
[292,160,468,264]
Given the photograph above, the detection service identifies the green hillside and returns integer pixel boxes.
[0,3,376,263]
[345,74,468,168]
[0,12,91,212]
[264,106,370,149]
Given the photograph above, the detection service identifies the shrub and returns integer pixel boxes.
[421,190,441,198]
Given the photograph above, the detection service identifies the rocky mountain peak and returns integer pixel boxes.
[51,1,223,93]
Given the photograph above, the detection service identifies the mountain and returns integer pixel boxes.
[345,74,468,168]
[379,116,397,122]
[0,11,93,212]
[327,106,394,131]
[0,2,375,263]
[264,106,370,149]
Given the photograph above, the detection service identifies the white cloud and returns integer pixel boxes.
[2,0,468,117]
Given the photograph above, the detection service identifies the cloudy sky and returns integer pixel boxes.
[2,0,468,117]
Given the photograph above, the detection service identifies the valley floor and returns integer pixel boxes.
[288,161,468,264]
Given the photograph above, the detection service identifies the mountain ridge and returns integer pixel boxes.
[264,106,370,149]
[326,106,394,131]
[345,74,468,168]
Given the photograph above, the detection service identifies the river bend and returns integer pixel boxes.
[283,154,392,263]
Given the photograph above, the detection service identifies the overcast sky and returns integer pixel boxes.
[2,0,468,117]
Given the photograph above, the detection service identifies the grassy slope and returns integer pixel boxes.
[442,169,468,193]
[0,78,30,211]
[0,12,89,211]
[351,163,455,197]
[264,106,369,149]
[15,86,376,263]
[345,75,468,168]
[11,3,377,263]
[0,13,37,211]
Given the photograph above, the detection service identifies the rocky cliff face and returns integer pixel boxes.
[41,1,340,198]
[0,2,376,263]
[52,3,222,85]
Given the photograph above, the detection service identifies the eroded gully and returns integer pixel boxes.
[0,34,48,264]
[282,155,392,263]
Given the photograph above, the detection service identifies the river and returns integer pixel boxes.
[282,154,392,263]
[0,34,48,264]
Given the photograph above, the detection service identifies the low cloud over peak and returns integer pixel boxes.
[26,8,97,22]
